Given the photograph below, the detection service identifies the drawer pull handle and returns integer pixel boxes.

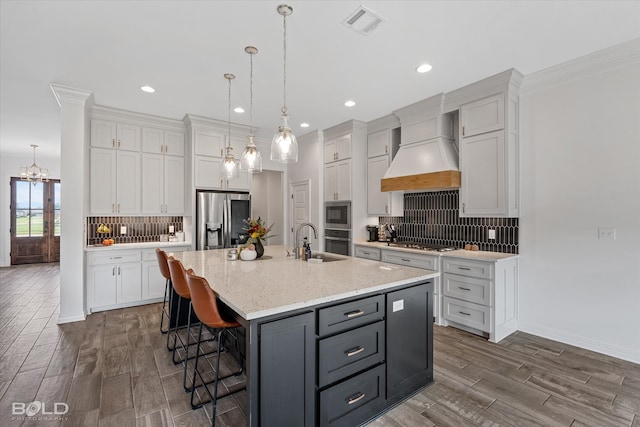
[345,346,365,357]
[401,258,411,262]
[347,392,366,405]
[458,287,471,291]
[345,309,365,318]
[363,251,370,255]
[459,311,471,316]
[458,267,471,270]
[111,256,122,259]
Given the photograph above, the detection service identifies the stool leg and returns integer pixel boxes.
[190,323,204,409]
[167,294,182,352]
[182,302,193,391]
[210,328,225,426]
[160,278,170,334]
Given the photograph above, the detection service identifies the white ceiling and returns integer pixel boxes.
[2,1,639,159]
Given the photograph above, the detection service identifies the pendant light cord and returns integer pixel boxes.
[227,76,232,149]
[282,11,288,115]
[250,51,254,134]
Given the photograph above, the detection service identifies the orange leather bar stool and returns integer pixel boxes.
[155,248,172,334]
[186,271,245,422]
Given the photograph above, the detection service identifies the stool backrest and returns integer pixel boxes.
[155,248,172,281]
[186,271,237,329]
[167,258,190,299]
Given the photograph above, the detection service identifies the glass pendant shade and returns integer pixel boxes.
[241,135,262,173]
[270,115,298,163]
[221,147,240,179]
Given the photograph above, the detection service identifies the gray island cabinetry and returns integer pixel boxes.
[173,245,436,427]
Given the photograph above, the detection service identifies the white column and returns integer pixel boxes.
[50,84,92,324]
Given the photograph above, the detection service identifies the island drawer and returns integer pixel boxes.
[318,295,385,336]
[318,321,385,387]
[443,296,490,332]
[354,246,381,261]
[442,257,492,279]
[319,364,385,427]
[442,273,491,306]
[381,250,438,270]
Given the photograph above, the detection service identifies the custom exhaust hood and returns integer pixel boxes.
[381,93,461,192]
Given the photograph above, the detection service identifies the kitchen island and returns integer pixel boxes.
[173,245,438,427]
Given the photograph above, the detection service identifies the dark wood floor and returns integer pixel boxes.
[1,264,639,426]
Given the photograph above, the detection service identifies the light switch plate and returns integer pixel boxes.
[169,225,175,233]
[488,229,496,240]
[598,227,616,240]
[120,226,127,235]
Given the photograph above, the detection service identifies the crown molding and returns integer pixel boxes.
[367,113,400,133]
[91,105,185,131]
[49,83,92,107]
[394,93,445,125]
[183,113,252,135]
[323,119,366,140]
[520,38,640,96]
[443,69,522,112]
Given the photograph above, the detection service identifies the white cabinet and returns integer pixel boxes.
[367,156,389,214]
[91,119,141,151]
[367,129,389,158]
[324,134,351,163]
[441,256,518,343]
[460,94,504,138]
[324,160,351,201]
[142,127,185,156]
[192,129,250,190]
[141,246,189,300]
[453,70,522,218]
[90,148,141,214]
[194,129,225,157]
[353,245,380,261]
[86,250,142,312]
[142,154,184,215]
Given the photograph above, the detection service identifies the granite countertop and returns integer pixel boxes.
[85,241,192,252]
[172,245,438,321]
[354,241,519,262]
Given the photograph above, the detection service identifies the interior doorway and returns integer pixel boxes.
[10,177,61,265]
[290,180,311,249]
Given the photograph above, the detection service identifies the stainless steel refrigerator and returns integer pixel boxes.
[196,190,251,250]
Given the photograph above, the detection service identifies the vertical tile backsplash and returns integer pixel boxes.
[87,216,183,245]
[379,190,518,254]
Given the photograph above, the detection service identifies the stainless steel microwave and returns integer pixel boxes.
[325,201,351,230]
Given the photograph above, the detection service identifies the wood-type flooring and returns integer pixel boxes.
[1,263,639,426]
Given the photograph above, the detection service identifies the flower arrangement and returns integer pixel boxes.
[243,217,274,243]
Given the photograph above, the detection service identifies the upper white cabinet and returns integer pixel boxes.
[445,69,522,218]
[366,121,403,216]
[90,148,141,215]
[91,119,141,151]
[460,94,505,138]
[324,134,351,163]
[324,160,351,201]
[142,127,185,156]
[194,129,225,158]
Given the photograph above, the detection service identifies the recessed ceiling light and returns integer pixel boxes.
[140,85,155,93]
[344,100,356,107]
[234,107,245,113]
[416,63,432,73]
[300,122,310,128]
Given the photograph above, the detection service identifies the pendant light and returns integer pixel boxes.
[19,144,49,185]
[241,46,262,173]
[221,73,240,180]
[270,4,298,163]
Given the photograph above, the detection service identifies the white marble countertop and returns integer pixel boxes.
[172,245,438,321]
[354,241,519,262]
[85,241,192,252]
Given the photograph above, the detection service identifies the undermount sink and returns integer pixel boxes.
[308,254,345,263]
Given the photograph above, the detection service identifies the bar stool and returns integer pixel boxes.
[167,257,201,392]
[155,248,172,334]
[186,271,245,423]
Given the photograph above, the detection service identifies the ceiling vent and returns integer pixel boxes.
[343,5,385,36]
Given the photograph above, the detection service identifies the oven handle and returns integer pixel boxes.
[325,236,351,242]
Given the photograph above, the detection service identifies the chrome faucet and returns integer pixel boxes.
[294,222,317,259]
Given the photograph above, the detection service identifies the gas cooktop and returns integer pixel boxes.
[386,241,458,252]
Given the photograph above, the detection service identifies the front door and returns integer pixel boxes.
[10,178,61,265]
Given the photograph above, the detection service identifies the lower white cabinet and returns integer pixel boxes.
[441,256,518,343]
[86,245,189,312]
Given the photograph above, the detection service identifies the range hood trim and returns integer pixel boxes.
[381,170,461,192]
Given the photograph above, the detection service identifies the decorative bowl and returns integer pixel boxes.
[240,249,257,261]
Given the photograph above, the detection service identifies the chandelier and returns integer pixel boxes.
[270,4,298,163]
[19,144,49,185]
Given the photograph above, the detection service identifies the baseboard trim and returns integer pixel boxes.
[57,313,86,324]
[518,321,640,365]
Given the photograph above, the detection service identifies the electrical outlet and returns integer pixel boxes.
[120,226,127,235]
[169,225,175,233]
[598,227,616,240]
[488,229,496,240]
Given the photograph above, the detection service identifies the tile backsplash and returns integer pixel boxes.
[87,216,183,245]
[379,190,518,254]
